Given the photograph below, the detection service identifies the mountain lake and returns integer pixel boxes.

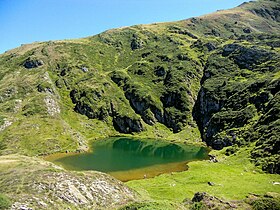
[45,137,209,181]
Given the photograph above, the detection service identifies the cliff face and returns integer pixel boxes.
[0,0,279,173]
[193,43,280,173]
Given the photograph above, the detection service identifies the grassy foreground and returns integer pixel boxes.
[0,154,136,209]
[126,147,280,206]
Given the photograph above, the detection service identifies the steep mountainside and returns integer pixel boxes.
[0,0,279,175]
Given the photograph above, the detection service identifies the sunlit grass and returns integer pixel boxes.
[127,148,280,202]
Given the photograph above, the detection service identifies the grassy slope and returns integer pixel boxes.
[0,0,279,156]
[127,148,280,202]
[0,0,279,209]
[0,20,204,155]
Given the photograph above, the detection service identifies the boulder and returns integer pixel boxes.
[189,192,237,209]
[208,181,215,186]
[209,154,218,163]
[192,192,207,202]
[243,28,252,33]
[131,37,144,50]
[23,58,44,69]
[81,67,88,72]
[205,42,216,51]
[154,66,166,77]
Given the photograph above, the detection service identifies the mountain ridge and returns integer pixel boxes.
[0,0,280,209]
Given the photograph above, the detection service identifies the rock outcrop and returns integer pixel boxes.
[184,192,244,209]
[193,42,280,172]
[113,114,144,133]
[23,58,44,69]
[0,155,136,209]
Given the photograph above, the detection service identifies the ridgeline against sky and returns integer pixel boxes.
[0,0,250,54]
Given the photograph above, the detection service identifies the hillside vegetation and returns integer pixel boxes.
[0,0,280,209]
[0,0,279,173]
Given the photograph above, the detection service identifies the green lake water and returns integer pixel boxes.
[47,137,209,181]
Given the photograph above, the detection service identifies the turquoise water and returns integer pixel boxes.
[48,137,209,180]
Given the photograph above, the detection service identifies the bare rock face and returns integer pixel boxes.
[44,95,60,116]
[33,172,135,208]
[70,88,144,133]
[222,44,275,70]
[131,34,145,50]
[192,38,280,173]
[125,91,158,126]
[249,2,280,22]
[23,58,44,69]
[113,115,144,133]
[0,118,12,132]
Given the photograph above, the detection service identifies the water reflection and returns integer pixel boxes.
[47,137,209,181]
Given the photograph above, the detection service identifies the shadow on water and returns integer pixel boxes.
[46,137,209,181]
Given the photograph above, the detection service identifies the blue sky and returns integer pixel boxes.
[0,0,251,54]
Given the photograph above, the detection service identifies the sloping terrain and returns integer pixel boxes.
[0,0,279,173]
[0,0,280,209]
[0,22,205,156]
[0,155,136,209]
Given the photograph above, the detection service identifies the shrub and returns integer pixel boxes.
[252,198,280,210]
[0,194,11,210]
[191,202,207,210]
